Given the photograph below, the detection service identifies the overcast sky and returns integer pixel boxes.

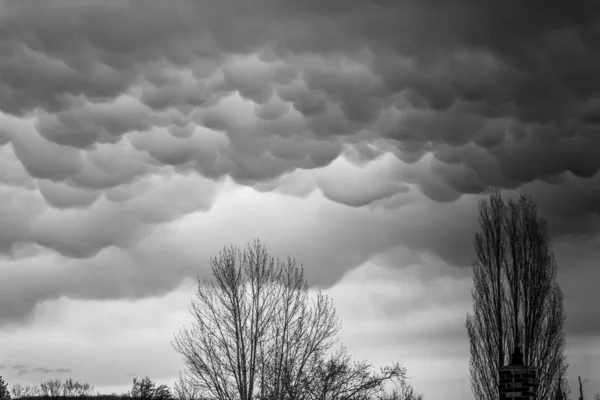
[1,0,599,399]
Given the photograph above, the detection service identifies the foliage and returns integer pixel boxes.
[0,376,11,400]
[129,377,171,400]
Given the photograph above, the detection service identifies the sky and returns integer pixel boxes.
[0,0,599,399]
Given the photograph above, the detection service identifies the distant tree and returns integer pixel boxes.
[9,384,23,399]
[466,190,568,400]
[129,376,171,400]
[37,378,94,398]
[17,385,40,397]
[154,385,172,400]
[66,379,94,397]
[40,379,62,397]
[130,377,156,399]
[376,376,424,400]
[0,376,11,400]
[62,378,76,397]
[174,240,406,400]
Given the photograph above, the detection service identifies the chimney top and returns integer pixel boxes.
[510,345,524,366]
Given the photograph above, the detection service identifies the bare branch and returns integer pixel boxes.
[467,191,568,400]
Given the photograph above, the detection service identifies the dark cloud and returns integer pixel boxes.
[0,364,27,370]
[0,0,599,332]
[0,364,70,375]
[30,367,70,374]
[0,0,598,213]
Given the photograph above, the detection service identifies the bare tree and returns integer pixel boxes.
[40,379,62,397]
[16,385,40,398]
[256,259,341,400]
[9,384,23,399]
[174,240,401,400]
[376,376,424,400]
[466,190,568,400]
[299,346,406,400]
[73,381,94,397]
[174,240,341,400]
[62,378,76,397]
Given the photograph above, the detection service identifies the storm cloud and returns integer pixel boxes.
[0,0,599,352]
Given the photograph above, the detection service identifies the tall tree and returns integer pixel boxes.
[173,240,341,400]
[173,240,406,400]
[466,190,567,400]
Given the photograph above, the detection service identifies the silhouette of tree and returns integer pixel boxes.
[153,385,172,400]
[40,379,62,397]
[173,372,202,400]
[62,378,94,397]
[375,375,424,400]
[296,346,406,400]
[72,380,94,397]
[174,240,406,400]
[466,190,568,400]
[0,376,11,400]
[62,379,76,397]
[129,377,171,400]
[36,379,94,398]
[577,376,589,400]
[553,375,571,400]
[11,384,40,398]
[9,384,22,399]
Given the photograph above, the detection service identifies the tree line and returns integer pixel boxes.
[0,376,181,400]
[0,372,423,400]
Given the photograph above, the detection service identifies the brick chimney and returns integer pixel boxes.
[499,346,538,400]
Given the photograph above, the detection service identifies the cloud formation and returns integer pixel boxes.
[1,1,598,203]
[0,0,599,333]
[0,364,71,376]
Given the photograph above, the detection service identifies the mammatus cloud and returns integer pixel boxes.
[0,0,599,328]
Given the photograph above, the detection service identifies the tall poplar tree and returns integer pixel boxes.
[466,190,567,400]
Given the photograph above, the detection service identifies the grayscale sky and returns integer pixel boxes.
[0,1,599,399]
